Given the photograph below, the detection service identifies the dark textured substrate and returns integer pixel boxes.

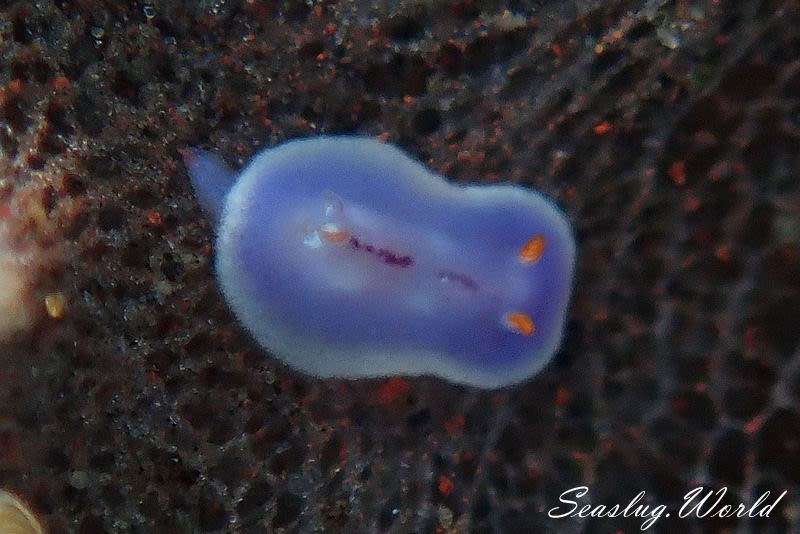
[0,0,799,532]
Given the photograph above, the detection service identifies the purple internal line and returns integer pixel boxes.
[346,236,477,289]
[349,236,414,268]
[438,270,479,291]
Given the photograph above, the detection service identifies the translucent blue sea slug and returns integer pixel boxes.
[184,137,576,388]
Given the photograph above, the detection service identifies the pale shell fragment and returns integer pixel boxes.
[0,489,44,534]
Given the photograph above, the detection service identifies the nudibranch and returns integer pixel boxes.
[183,137,576,389]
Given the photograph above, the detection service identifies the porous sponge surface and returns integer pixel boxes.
[0,1,798,532]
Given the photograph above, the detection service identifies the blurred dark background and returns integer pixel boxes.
[0,0,798,532]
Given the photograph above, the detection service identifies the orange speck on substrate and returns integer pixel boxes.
[437,475,454,496]
[178,147,195,161]
[168,107,186,125]
[503,311,535,336]
[744,326,760,350]
[44,293,66,320]
[555,386,572,406]
[744,416,762,434]
[593,120,613,135]
[571,450,590,462]
[52,76,71,91]
[8,79,23,93]
[669,160,687,185]
[146,210,162,225]
[444,415,465,434]
[376,377,411,404]
[683,194,701,212]
[714,245,731,262]
[518,234,546,264]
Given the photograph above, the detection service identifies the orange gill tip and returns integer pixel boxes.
[319,223,351,243]
[503,311,536,336]
[0,489,45,534]
[518,235,546,264]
